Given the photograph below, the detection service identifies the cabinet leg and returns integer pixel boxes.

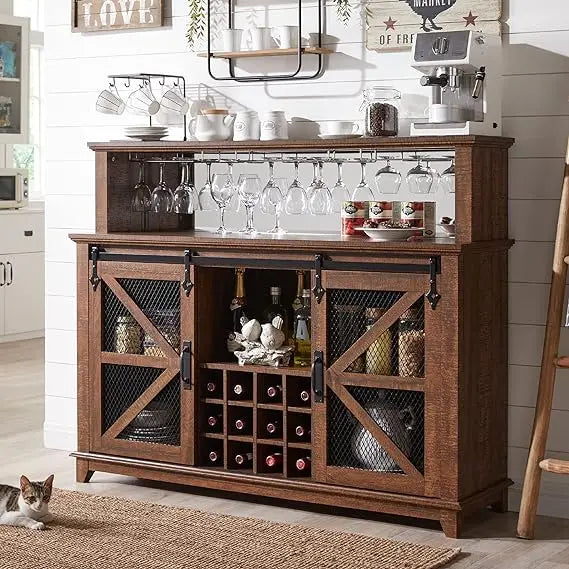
[440,512,462,538]
[491,488,509,513]
[76,459,94,483]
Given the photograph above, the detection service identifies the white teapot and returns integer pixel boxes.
[189,109,235,141]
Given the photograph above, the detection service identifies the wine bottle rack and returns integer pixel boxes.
[198,362,312,478]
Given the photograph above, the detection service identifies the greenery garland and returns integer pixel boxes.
[186,0,354,49]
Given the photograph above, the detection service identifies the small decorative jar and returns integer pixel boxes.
[341,201,369,235]
[115,315,142,354]
[369,201,393,225]
[398,307,425,377]
[260,111,288,141]
[233,110,260,141]
[361,87,400,137]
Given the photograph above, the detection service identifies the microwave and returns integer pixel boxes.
[0,169,29,209]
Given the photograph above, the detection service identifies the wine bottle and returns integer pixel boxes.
[295,456,311,471]
[295,425,311,439]
[262,286,289,339]
[207,413,223,429]
[266,384,282,399]
[235,452,253,466]
[233,383,249,398]
[208,450,221,463]
[206,381,218,394]
[291,271,304,313]
[234,418,247,431]
[229,268,247,352]
[299,390,311,404]
[265,453,283,467]
[293,289,312,367]
[266,420,281,436]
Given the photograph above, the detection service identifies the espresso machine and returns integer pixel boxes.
[410,30,502,136]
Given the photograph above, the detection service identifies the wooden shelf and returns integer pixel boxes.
[287,406,312,414]
[257,403,284,410]
[203,432,225,440]
[201,361,311,377]
[228,435,254,442]
[228,400,254,407]
[202,398,223,405]
[257,438,284,446]
[198,47,333,59]
[288,442,312,450]
[0,77,20,82]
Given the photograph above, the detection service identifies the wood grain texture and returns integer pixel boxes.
[72,0,163,32]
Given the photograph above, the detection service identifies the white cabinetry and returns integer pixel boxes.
[0,208,44,342]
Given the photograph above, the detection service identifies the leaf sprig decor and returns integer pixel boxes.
[187,0,206,50]
[334,0,353,25]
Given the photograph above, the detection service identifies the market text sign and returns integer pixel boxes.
[366,0,502,51]
[72,0,164,32]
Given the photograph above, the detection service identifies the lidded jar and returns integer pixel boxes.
[361,87,400,137]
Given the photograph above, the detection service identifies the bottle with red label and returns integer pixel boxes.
[295,456,311,473]
[265,453,283,468]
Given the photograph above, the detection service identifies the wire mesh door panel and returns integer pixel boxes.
[90,261,194,465]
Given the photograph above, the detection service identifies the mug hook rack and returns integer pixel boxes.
[108,73,188,141]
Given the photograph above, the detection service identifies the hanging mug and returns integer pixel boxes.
[271,25,299,49]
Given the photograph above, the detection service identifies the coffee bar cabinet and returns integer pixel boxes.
[71,136,514,538]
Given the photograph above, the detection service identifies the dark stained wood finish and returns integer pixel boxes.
[72,136,514,538]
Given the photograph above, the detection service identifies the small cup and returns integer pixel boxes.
[320,121,360,136]
[127,83,160,116]
[222,28,243,52]
[272,25,298,49]
[160,87,190,116]
[247,26,270,51]
[96,87,125,115]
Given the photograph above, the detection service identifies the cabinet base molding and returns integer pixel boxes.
[72,452,511,538]
[0,330,44,344]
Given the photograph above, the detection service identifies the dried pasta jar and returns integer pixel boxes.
[398,306,424,377]
[115,315,142,354]
[362,87,400,137]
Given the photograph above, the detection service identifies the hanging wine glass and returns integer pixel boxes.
[151,163,174,213]
[284,161,308,215]
[132,162,151,213]
[406,157,433,195]
[374,158,402,196]
[198,161,217,211]
[211,169,236,234]
[441,158,456,194]
[173,164,197,214]
[425,159,440,194]
[306,161,320,199]
[309,161,332,216]
[352,160,375,201]
[238,174,262,234]
[331,161,350,214]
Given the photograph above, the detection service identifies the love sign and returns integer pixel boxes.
[72,0,164,32]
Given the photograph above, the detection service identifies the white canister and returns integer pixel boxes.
[233,110,260,141]
[260,111,288,141]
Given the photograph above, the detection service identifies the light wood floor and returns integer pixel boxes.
[2,339,569,567]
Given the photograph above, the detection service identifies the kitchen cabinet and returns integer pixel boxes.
[0,209,44,341]
[70,136,513,538]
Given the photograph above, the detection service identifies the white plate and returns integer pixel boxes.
[318,133,363,140]
[355,227,423,241]
[438,223,456,236]
[125,129,168,134]
[126,134,168,141]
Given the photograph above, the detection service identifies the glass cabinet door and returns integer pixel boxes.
[0,15,29,143]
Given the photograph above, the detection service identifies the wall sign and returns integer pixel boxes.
[366,0,502,51]
[72,0,164,32]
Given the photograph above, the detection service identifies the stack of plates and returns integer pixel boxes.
[125,126,169,141]
[121,423,178,443]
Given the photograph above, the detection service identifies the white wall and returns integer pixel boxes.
[44,1,569,518]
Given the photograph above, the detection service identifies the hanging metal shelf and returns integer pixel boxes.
[203,0,328,82]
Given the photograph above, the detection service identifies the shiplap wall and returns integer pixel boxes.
[44,0,569,518]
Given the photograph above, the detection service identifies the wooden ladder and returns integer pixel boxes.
[517,137,569,539]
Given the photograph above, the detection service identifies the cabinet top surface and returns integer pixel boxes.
[88,135,515,153]
[69,229,513,255]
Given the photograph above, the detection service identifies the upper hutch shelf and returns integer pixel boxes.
[198,47,333,59]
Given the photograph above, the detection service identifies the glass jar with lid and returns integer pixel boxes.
[361,87,401,137]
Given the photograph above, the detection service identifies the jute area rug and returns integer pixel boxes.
[0,489,460,569]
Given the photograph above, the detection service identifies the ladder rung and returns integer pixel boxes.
[555,356,569,368]
[539,459,569,474]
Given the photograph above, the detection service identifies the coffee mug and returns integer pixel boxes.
[247,26,270,51]
[222,28,243,52]
[272,25,298,49]
[160,87,189,116]
[96,87,125,115]
[321,121,360,136]
[127,84,160,116]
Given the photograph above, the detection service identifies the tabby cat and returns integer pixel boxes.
[0,475,54,530]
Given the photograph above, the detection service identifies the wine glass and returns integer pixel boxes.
[173,164,196,214]
[425,159,440,194]
[261,169,288,235]
[374,158,402,196]
[306,161,320,199]
[238,174,262,234]
[441,158,456,194]
[198,161,217,211]
[331,161,350,214]
[151,163,174,213]
[284,161,308,215]
[132,162,151,213]
[309,161,332,216]
[352,160,375,201]
[406,157,433,195]
[211,169,236,234]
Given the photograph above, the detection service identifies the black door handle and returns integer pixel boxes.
[6,261,12,286]
[311,350,324,403]
[180,341,192,389]
[0,262,4,287]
